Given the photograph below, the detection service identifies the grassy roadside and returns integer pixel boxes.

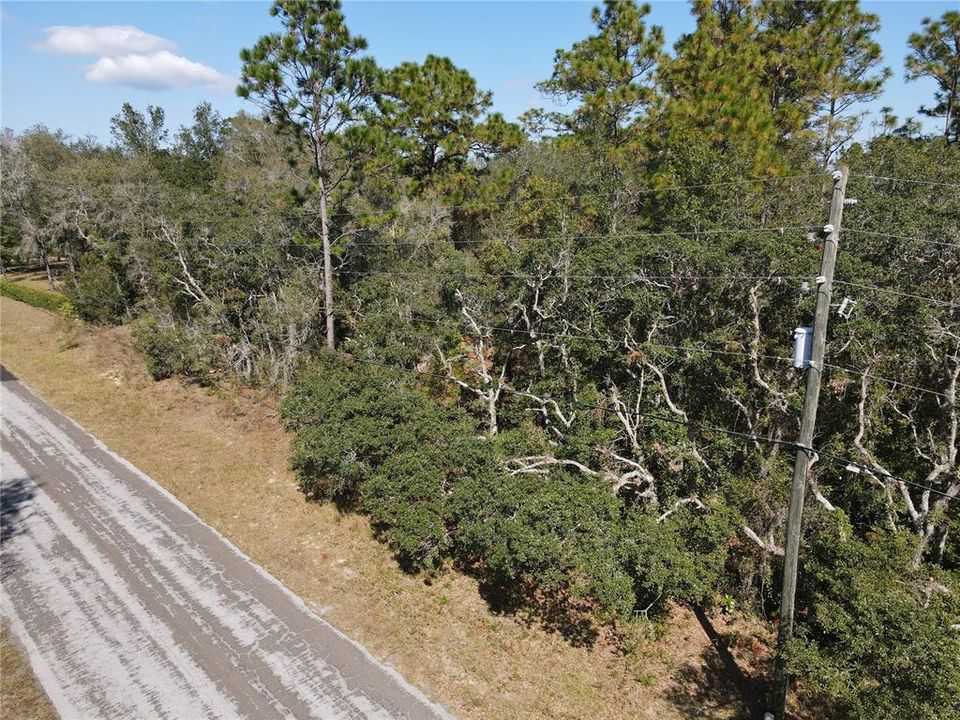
[0,295,767,719]
[0,621,58,720]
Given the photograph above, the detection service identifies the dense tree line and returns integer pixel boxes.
[2,1,959,716]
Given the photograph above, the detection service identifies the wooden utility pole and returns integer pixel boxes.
[770,166,849,719]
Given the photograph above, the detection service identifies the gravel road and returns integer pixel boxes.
[0,366,452,720]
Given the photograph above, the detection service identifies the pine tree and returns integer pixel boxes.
[906,10,960,143]
[660,0,781,172]
[377,55,522,188]
[756,0,888,166]
[238,0,379,349]
[534,0,665,148]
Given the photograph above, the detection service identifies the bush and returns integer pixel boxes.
[365,438,496,570]
[132,314,212,382]
[790,531,960,719]
[451,470,637,618]
[283,357,744,619]
[623,501,739,610]
[0,278,74,316]
[282,356,498,570]
[65,254,132,324]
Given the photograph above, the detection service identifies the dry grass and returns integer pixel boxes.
[0,295,769,719]
[0,621,58,720]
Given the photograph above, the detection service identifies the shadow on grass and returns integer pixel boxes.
[664,607,770,717]
[471,574,603,648]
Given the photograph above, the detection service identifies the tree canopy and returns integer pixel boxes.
[2,3,958,717]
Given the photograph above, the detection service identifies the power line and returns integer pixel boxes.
[16,270,946,400]
[339,266,955,310]
[23,172,828,210]
[342,225,818,248]
[333,350,801,451]
[843,228,960,249]
[332,351,957,501]
[424,173,828,210]
[811,448,957,500]
[833,280,959,308]
[821,363,950,400]
[849,173,960,190]
[365,310,797,365]
[337,269,815,284]
[340,307,949,400]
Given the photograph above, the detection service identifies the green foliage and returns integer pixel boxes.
[111,103,168,156]
[906,10,960,142]
[534,0,664,147]
[790,530,960,719]
[377,55,523,186]
[452,471,636,617]
[132,314,213,383]
[237,0,378,165]
[5,6,960,713]
[281,356,496,569]
[65,253,132,324]
[175,102,229,188]
[0,279,73,316]
[660,0,890,171]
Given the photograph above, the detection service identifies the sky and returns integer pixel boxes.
[1,0,955,144]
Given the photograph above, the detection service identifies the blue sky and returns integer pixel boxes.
[1,1,954,143]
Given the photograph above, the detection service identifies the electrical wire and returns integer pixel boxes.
[842,228,960,249]
[820,364,951,400]
[12,270,947,401]
[336,269,815,284]
[24,172,828,210]
[341,269,955,309]
[3,280,952,499]
[810,448,957,500]
[849,173,960,190]
[833,280,959,308]
[332,350,957,500]
[350,309,797,365]
[332,349,801,451]
[338,307,950,400]
[341,225,819,248]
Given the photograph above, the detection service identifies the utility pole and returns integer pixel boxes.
[770,166,849,719]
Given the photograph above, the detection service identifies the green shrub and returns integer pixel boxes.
[364,439,496,571]
[283,357,744,619]
[282,356,498,570]
[622,502,737,610]
[0,278,74,316]
[132,314,211,382]
[451,471,633,614]
[790,531,960,719]
[65,254,132,324]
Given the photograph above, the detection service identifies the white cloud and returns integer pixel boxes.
[40,25,175,57]
[85,51,232,93]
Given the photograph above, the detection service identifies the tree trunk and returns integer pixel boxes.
[946,76,957,143]
[821,98,837,169]
[913,521,935,568]
[487,390,498,436]
[318,178,335,351]
[38,239,56,290]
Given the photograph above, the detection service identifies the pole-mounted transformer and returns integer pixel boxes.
[792,326,813,369]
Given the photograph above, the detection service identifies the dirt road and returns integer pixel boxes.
[0,366,452,720]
